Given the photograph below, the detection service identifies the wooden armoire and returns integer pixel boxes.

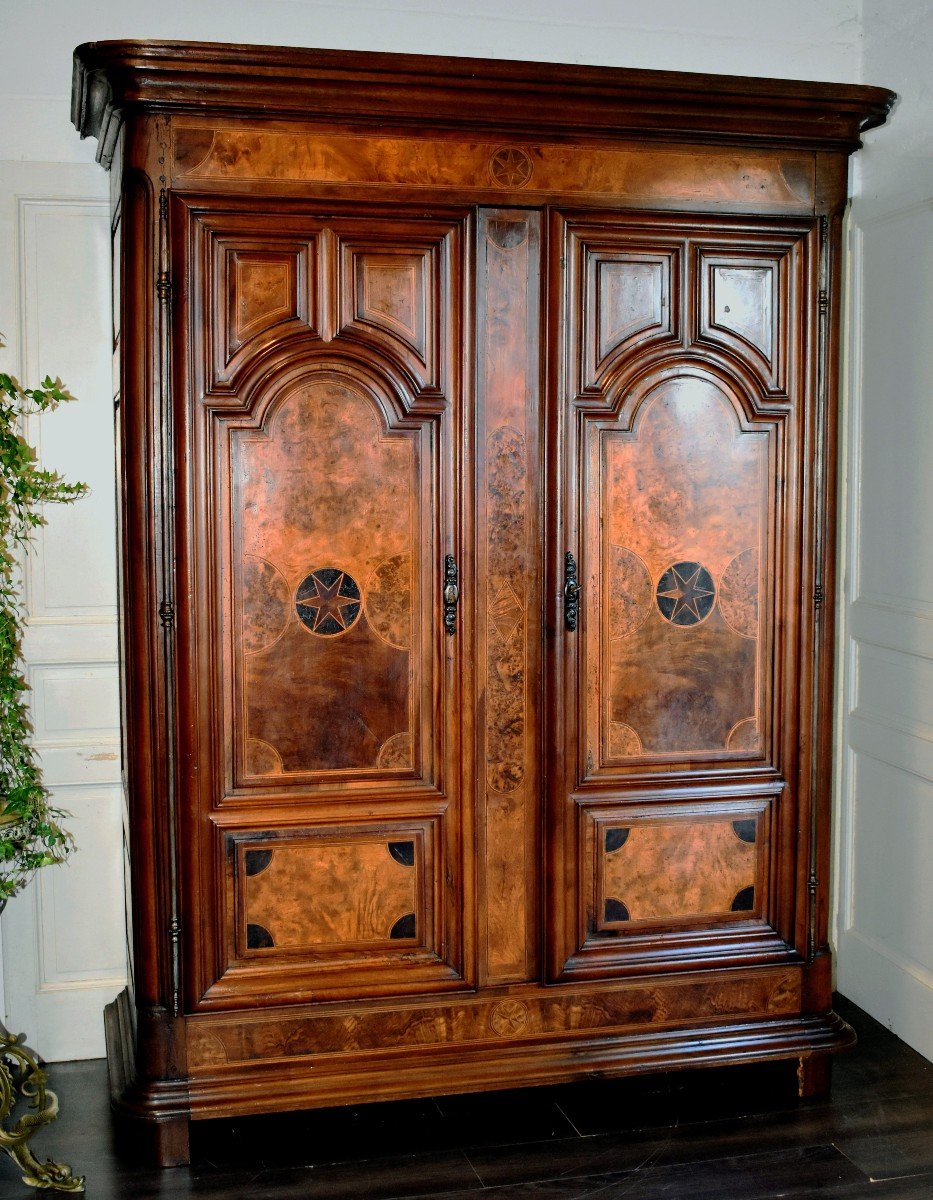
[72,42,893,1164]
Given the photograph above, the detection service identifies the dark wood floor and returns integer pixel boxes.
[4,996,932,1199]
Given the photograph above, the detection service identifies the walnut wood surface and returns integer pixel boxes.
[72,40,891,1165]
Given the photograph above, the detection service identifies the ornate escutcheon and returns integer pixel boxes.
[564,552,581,632]
[443,555,460,636]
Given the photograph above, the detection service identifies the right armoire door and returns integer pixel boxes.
[546,209,820,982]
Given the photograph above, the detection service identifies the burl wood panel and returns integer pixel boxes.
[476,210,542,985]
[337,234,443,389]
[589,252,675,381]
[214,238,314,386]
[234,376,417,777]
[238,834,420,953]
[602,376,766,758]
[171,123,815,212]
[187,966,800,1068]
[698,249,786,394]
[598,815,758,927]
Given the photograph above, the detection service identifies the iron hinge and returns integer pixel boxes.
[158,598,175,629]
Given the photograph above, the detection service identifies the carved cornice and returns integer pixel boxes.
[72,40,896,169]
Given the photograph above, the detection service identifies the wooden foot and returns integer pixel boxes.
[112,1109,190,1168]
[797,1053,832,1099]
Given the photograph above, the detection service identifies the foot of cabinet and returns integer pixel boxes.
[797,1053,832,1099]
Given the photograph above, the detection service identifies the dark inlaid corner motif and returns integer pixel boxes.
[390,913,417,939]
[244,848,273,877]
[731,885,756,912]
[604,898,630,923]
[246,922,275,950]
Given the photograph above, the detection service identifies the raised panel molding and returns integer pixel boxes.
[850,596,933,661]
[28,662,120,744]
[338,230,448,391]
[228,824,431,962]
[567,226,680,393]
[695,245,792,396]
[228,247,306,349]
[853,642,933,745]
[595,258,670,365]
[211,236,314,386]
[19,197,118,623]
[36,785,126,990]
[229,374,425,789]
[587,373,771,769]
[848,715,933,785]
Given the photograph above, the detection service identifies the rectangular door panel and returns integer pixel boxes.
[573,791,786,975]
[175,203,469,1005]
[547,211,814,980]
[593,372,770,767]
[232,373,424,786]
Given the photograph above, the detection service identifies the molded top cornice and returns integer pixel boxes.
[72,39,896,169]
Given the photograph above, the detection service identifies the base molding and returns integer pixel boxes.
[185,1006,856,1118]
[104,990,191,1167]
[105,972,855,1164]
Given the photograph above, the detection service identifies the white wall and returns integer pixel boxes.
[0,160,125,1060]
[833,1,933,1062]
[1,0,916,1062]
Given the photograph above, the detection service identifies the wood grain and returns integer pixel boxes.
[475,210,542,986]
[74,42,888,1163]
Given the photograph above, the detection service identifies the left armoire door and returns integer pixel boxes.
[171,201,471,1008]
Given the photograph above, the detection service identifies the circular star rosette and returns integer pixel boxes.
[655,561,716,627]
[295,568,362,636]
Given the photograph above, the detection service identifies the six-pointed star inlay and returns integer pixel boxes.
[656,562,716,626]
[295,568,362,635]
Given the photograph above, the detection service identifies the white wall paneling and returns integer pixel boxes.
[834,9,933,1060]
[0,166,124,1061]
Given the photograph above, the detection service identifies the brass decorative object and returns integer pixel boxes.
[0,1028,84,1192]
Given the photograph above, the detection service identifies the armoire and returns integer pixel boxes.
[71,41,893,1165]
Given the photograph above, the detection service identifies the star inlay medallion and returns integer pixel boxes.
[489,146,534,188]
[295,568,362,636]
[656,561,716,627]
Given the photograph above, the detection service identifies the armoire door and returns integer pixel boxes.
[171,200,472,1007]
[546,209,819,980]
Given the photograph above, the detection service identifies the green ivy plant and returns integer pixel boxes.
[0,340,87,905]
